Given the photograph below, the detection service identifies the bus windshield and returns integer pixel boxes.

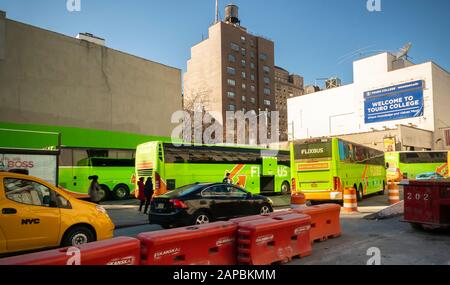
[293,139,332,161]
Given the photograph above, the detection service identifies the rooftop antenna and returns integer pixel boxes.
[215,0,220,23]
[396,42,412,60]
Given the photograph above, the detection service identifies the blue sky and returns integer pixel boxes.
[0,0,449,86]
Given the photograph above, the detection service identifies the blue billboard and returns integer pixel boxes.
[364,80,424,124]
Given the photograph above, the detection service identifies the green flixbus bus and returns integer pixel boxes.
[135,142,291,196]
[290,138,386,202]
[385,151,449,182]
[58,148,136,201]
[1,123,175,201]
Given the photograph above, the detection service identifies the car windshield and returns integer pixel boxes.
[164,183,208,198]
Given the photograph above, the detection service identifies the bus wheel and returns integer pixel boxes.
[378,181,386,196]
[281,181,291,195]
[98,185,109,202]
[357,184,363,202]
[113,184,130,200]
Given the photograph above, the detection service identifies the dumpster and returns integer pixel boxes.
[401,179,450,230]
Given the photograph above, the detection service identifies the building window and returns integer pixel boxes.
[260,53,268,61]
[264,77,270,84]
[250,39,255,47]
[241,36,246,42]
[250,85,256,92]
[242,83,247,90]
[241,72,246,79]
[228,54,236,62]
[241,48,246,57]
[227,67,236,75]
[250,51,255,59]
[241,60,246,67]
[264,100,271,106]
[227,91,236,98]
[228,79,236,86]
[250,62,255,69]
[231,42,240,51]
[263,65,270,73]
[264,88,271,95]
[250,74,255,81]
[228,104,236,111]
[250,97,256,104]
[242,96,246,102]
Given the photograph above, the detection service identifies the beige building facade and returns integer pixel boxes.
[274,66,304,141]
[0,11,182,137]
[184,6,275,141]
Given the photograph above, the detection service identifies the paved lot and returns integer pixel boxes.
[291,214,450,265]
[105,193,450,265]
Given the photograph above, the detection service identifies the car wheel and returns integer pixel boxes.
[281,182,291,195]
[260,204,272,215]
[61,226,95,247]
[113,184,130,200]
[192,211,211,225]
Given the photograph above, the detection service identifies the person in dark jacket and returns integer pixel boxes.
[223,173,232,184]
[143,177,154,214]
[88,175,102,204]
[137,177,146,212]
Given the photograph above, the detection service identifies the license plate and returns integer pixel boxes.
[157,203,165,209]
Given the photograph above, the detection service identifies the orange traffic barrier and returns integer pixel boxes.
[342,187,358,213]
[237,214,312,265]
[293,204,341,243]
[291,192,307,209]
[138,221,237,265]
[0,237,141,265]
[229,211,292,225]
[388,182,401,205]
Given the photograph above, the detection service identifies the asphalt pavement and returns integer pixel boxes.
[103,193,450,265]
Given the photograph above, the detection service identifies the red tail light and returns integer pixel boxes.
[333,177,341,192]
[155,172,161,190]
[291,178,297,192]
[170,199,188,209]
[131,174,136,184]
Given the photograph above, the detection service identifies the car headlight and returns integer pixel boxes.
[96,205,107,214]
[267,198,274,205]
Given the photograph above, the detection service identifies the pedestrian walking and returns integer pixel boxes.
[143,177,154,214]
[88,175,102,204]
[138,177,146,212]
[223,173,232,184]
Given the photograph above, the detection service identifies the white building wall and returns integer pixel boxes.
[354,54,434,133]
[432,64,450,150]
[288,52,441,142]
[287,83,357,139]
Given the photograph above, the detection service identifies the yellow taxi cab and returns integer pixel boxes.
[0,171,115,256]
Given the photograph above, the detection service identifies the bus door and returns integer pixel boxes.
[260,157,277,194]
[72,158,91,195]
[136,142,158,196]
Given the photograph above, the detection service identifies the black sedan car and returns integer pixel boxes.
[149,183,274,228]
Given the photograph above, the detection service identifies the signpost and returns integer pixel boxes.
[364,80,424,124]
